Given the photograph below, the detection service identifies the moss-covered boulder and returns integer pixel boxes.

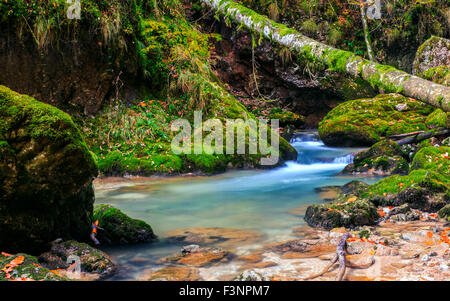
[304,198,380,229]
[362,169,449,212]
[318,94,434,146]
[413,36,450,86]
[0,86,98,254]
[93,204,156,245]
[267,108,305,128]
[438,205,450,222]
[410,146,450,176]
[425,109,449,128]
[0,253,67,281]
[342,140,409,175]
[38,240,116,279]
[341,181,369,196]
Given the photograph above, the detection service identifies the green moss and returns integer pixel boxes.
[362,169,449,198]
[319,93,435,146]
[0,85,97,173]
[420,65,450,86]
[425,108,449,128]
[438,204,450,221]
[410,146,450,175]
[93,204,155,245]
[304,198,380,229]
[0,254,67,281]
[326,49,353,72]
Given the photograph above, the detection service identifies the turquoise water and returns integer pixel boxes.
[94,132,383,280]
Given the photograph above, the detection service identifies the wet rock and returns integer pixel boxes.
[342,140,409,175]
[341,181,369,196]
[314,185,342,201]
[287,204,310,217]
[165,227,264,248]
[438,205,450,221]
[38,240,116,280]
[139,267,201,281]
[160,245,230,267]
[93,204,156,245]
[304,199,380,229]
[318,94,434,147]
[268,239,336,258]
[346,241,375,255]
[234,270,270,281]
[0,253,67,281]
[0,86,98,254]
[238,261,278,270]
[237,253,264,263]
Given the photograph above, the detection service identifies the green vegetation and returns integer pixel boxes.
[363,169,448,198]
[0,0,295,176]
[410,146,450,175]
[421,66,450,86]
[234,0,449,70]
[425,108,449,128]
[343,139,409,175]
[93,204,156,244]
[0,253,67,281]
[319,93,435,146]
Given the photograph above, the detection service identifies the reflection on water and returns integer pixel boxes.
[94,131,383,280]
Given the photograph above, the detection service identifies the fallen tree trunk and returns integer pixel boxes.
[198,0,450,112]
[395,129,449,146]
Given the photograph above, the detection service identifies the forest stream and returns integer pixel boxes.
[94,131,384,280]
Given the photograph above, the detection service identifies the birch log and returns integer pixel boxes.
[199,0,450,112]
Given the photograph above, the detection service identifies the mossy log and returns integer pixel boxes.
[199,0,450,111]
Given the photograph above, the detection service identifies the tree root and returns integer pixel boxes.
[303,233,374,281]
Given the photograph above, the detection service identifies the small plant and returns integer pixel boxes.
[358,230,371,239]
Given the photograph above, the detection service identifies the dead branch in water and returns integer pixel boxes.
[303,233,374,281]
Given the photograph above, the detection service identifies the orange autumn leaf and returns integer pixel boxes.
[7,256,24,267]
[1,252,12,257]
[427,232,433,239]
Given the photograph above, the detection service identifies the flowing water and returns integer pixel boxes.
[94,131,384,280]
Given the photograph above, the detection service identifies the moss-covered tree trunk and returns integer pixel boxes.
[199,0,450,111]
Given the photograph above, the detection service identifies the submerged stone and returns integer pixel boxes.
[139,267,202,281]
[165,227,264,248]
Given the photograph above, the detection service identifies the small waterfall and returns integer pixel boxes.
[332,154,354,164]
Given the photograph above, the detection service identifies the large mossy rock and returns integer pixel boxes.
[38,240,116,280]
[362,169,449,212]
[93,204,156,245]
[0,253,67,281]
[413,36,450,86]
[0,86,98,254]
[342,140,409,175]
[318,94,434,147]
[410,146,450,175]
[304,198,380,230]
